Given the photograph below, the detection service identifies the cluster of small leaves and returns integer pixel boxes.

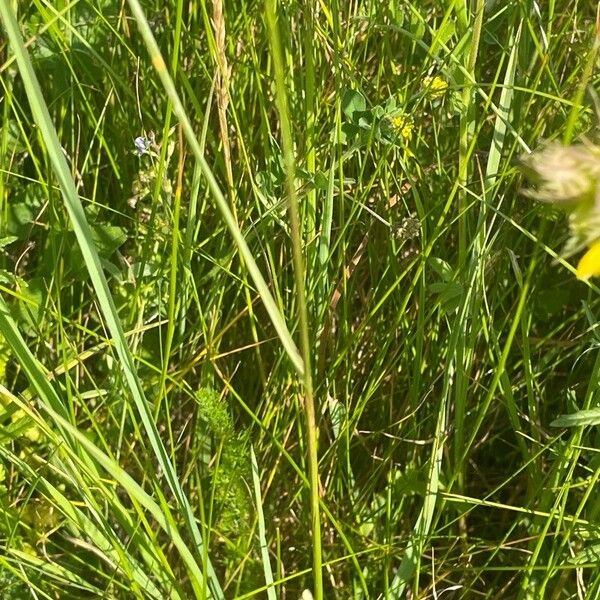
[0,568,29,600]
[341,89,414,149]
[340,74,454,153]
[195,387,251,540]
[196,387,234,438]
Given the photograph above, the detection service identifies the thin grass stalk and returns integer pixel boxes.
[563,4,600,145]
[156,0,185,435]
[302,0,316,243]
[250,446,277,600]
[212,0,234,198]
[457,0,485,264]
[125,0,304,377]
[0,5,222,596]
[154,0,185,448]
[209,0,267,385]
[264,1,322,597]
[157,125,185,423]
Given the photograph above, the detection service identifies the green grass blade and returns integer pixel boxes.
[0,383,208,598]
[0,5,222,597]
[264,1,323,595]
[124,0,304,377]
[250,446,277,600]
[485,25,521,189]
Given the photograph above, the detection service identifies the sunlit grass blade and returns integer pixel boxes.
[124,0,304,377]
[0,383,182,597]
[0,298,70,423]
[264,1,322,596]
[485,25,520,189]
[0,382,208,597]
[0,5,222,597]
[250,446,277,600]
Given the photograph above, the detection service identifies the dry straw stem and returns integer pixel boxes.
[212,0,234,196]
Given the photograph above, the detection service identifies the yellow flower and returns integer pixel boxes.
[576,240,600,280]
[390,112,414,140]
[423,75,448,99]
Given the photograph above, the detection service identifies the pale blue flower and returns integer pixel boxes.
[134,136,150,156]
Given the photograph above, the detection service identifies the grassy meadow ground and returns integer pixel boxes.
[1,0,600,598]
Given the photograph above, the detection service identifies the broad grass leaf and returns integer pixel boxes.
[551,408,600,427]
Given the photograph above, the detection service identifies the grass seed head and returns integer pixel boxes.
[519,141,600,205]
[520,141,600,272]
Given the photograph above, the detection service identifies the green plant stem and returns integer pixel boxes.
[125,0,304,377]
[264,1,322,597]
[458,0,485,264]
[302,0,316,244]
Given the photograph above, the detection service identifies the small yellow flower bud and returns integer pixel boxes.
[390,113,414,140]
[422,75,449,99]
